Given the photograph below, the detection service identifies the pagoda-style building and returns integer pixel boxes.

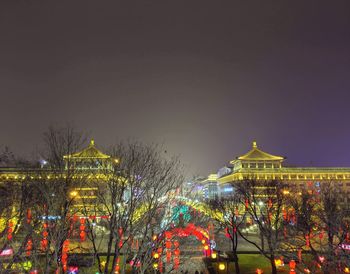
[0,139,117,207]
[202,141,350,199]
[63,139,116,171]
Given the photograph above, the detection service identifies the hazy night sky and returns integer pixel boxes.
[1,1,350,176]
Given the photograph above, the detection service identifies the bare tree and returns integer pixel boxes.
[208,194,246,274]
[82,141,183,274]
[287,182,350,274]
[234,179,287,274]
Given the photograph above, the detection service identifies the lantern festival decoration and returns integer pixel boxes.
[7,221,13,241]
[114,257,120,273]
[41,222,49,251]
[62,239,69,272]
[26,238,33,256]
[289,259,296,274]
[26,208,32,224]
[79,218,86,242]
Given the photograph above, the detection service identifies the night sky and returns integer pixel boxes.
[1,1,350,176]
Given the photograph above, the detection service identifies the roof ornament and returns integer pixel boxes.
[90,139,95,146]
[252,141,257,148]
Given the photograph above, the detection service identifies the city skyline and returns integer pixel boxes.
[1,1,350,175]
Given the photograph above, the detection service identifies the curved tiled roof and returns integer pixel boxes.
[236,141,284,161]
[63,139,110,159]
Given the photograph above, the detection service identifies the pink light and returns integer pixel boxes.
[0,248,13,256]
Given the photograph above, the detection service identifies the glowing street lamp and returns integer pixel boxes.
[218,263,226,271]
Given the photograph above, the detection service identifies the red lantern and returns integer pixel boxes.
[165,240,172,249]
[26,209,32,224]
[7,221,13,241]
[289,259,296,270]
[174,248,180,256]
[245,199,249,210]
[62,240,69,272]
[79,218,86,242]
[158,261,163,273]
[26,239,33,256]
[305,234,310,247]
[297,249,302,262]
[225,227,230,238]
[173,240,179,248]
[268,199,272,208]
[165,231,172,239]
[166,250,171,263]
[174,257,180,270]
[282,209,287,221]
[319,230,324,239]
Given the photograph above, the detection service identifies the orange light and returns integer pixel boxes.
[256,268,263,274]
[204,245,209,250]
[153,253,159,259]
[345,267,350,273]
[275,259,284,267]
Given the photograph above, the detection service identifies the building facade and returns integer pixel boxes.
[202,141,350,200]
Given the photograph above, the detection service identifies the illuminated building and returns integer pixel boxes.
[0,139,116,210]
[202,141,350,199]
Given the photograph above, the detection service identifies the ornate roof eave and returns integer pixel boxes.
[63,139,111,160]
[230,141,284,164]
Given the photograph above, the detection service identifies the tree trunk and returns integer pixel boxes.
[231,231,240,274]
[270,255,277,274]
[234,256,240,274]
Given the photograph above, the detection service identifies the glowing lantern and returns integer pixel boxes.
[158,261,163,273]
[211,252,217,259]
[62,240,70,272]
[26,239,33,256]
[7,221,13,241]
[174,257,179,270]
[289,259,296,270]
[282,208,287,221]
[297,249,302,262]
[79,218,86,242]
[305,234,310,247]
[166,250,171,263]
[26,208,32,224]
[225,227,230,238]
[344,267,350,273]
[275,258,284,267]
[153,252,160,259]
[245,199,249,210]
[173,240,179,248]
[319,230,324,239]
[174,248,180,256]
[256,269,263,274]
[219,263,226,270]
[165,240,172,249]
[268,199,272,208]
